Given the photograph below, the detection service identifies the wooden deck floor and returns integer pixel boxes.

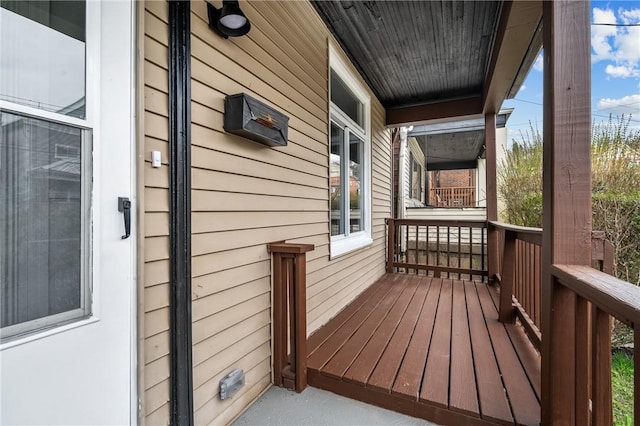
[307,274,541,426]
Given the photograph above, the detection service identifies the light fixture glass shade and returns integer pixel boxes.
[219,14,246,30]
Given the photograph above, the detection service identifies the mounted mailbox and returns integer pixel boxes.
[224,93,289,147]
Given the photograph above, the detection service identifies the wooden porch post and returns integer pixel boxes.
[541,1,592,424]
[485,113,499,282]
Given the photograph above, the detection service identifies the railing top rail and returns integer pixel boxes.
[267,242,315,254]
[387,218,487,228]
[488,221,543,235]
[431,186,476,191]
[552,264,640,327]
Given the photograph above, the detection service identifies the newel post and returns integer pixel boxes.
[267,242,314,393]
[498,229,516,323]
[541,1,592,424]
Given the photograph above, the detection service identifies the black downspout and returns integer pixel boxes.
[168,1,193,424]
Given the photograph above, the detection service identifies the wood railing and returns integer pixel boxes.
[488,222,634,423]
[268,242,314,393]
[488,221,614,350]
[430,186,476,207]
[386,218,488,281]
[549,265,640,425]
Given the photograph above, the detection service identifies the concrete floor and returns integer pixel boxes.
[233,386,438,426]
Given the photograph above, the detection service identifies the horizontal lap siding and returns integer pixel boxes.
[141,1,392,424]
[143,1,171,424]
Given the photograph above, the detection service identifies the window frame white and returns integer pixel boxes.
[329,45,372,258]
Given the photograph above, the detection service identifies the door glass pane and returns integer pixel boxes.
[330,123,344,236]
[0,1,86,118]
[349,133,364,232]
[1,111,89,337]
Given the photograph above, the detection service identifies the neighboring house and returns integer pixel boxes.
[430,169,476,207]
[1,2,625,426]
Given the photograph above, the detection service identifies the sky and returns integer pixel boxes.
[502,0,640,145]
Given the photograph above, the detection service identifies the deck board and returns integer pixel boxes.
[419,279,453,408]
[466,281,514,424]
[321,275,410,379]
[367,276,433,393]
[391,276,441,399]
[307,275,400,371]
[475,283,540,425]
[343,275,420,384]
[307,277,387,352]
[449,280,480,417]
[307,273,541,426]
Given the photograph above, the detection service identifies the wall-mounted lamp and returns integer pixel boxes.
[207,1,251,38]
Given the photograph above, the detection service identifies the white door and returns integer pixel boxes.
[0,1,135,424]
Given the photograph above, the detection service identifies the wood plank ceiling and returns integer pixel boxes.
[312,0,542,168]
[312,0,543,126]
[312,1,502,108]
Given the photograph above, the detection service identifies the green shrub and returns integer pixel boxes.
[498,115,640,283]
[593,193,640,285]
[498,124,543,227]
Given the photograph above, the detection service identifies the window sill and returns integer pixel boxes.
[330,233,373,259]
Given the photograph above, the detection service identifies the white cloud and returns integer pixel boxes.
[614,25,640,64]
[620,8,640,24]
[533,54,543,72]
[519,84,526,92]
[591,7,640,79]
[591,8,617,62]
[597,94,640,116]
[605,64,640,78]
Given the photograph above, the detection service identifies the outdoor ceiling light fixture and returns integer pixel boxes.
[207,1,251,38]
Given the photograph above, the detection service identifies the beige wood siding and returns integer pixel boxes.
[141,1,392,424]
[143,1,171,423]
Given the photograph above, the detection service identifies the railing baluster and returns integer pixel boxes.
[635,331,640,426]
[446,225,450,279]
[468,226,473,280]
[396,221,401,270]
[414,224,419,275]
[272,250,285,386]
[575,296,591,425]
[404,222,409,274]
[457,225,461,272]
[592,307,613,426]
[435,225,441,278]
[426,224,430,275]
[293,248,308,392]
[385,219,489,279]
[480,226,485,281]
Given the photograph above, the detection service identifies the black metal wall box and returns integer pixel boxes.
[224,93,289,147]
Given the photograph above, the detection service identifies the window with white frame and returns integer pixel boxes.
[329,47,372,257]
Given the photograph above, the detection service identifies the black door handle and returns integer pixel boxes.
[118,197,131,239]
